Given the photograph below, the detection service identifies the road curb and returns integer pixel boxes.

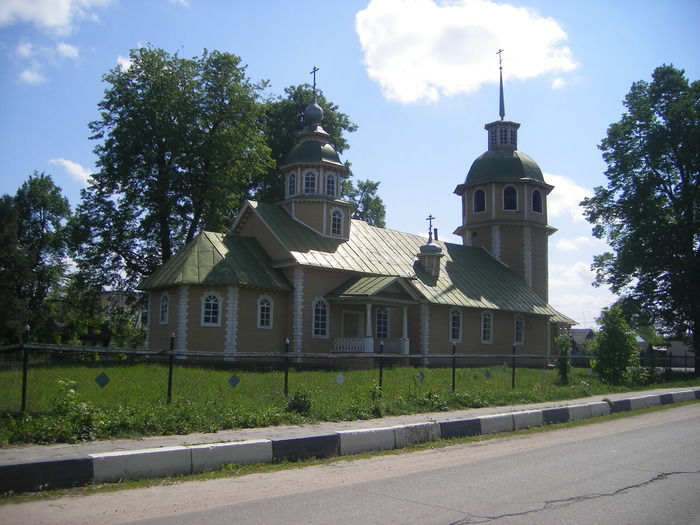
[1,388,698,493]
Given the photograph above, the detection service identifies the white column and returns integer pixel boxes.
[177,285,189,352]
[224,286,239,360]
[293,267,304,356]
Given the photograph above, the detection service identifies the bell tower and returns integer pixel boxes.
[454,51,555,301]
[278,67,354,239]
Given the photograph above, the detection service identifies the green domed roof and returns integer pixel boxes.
[285,138,343,166]
[466,149,544,184]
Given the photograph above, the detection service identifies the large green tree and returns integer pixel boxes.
[11,172,72,342]
[581,64,699,375]
[0,195,31,344]
[343,179,386,227]
[75,46,272,290]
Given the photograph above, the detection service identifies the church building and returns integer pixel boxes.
[138,70,574,364]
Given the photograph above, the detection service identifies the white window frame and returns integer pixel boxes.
[288,172,296,197]
[532,189,543,214]
[304,170,317,194]
[201,291,222,327]
[514,315,524,345]
[257,295,273,329]
[449,308,462,343]
[473,188,486,214]
[376,307,389,339]
[503,186,518,211]
[312,297,329,338]
[481,312,493,344]
[326,173,336,197]
[159,293,169,325]
[330,208,343,237]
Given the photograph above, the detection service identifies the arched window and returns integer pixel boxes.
[376,307,389,339]
[481,312,493,344]
[304,170,316,194]
[503,186,517,211]
[473,189,486,213]
[532,189,543,214]
[330,209,343,237]
[257,296,273,329]
[288,173,296,197]
[514,315,524,345]
[326,174,336,197]
[450,308,462,343]
[312,297,328,338]
[201,291,221,327]
[159,293,169,325]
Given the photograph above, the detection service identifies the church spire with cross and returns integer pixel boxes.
[498,49,505,120]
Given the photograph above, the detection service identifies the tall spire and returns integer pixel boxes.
[497,49,505,120]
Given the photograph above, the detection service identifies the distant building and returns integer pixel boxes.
[138,72,574,364]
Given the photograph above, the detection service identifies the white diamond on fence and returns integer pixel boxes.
[228,375,240,389]
[95,372,110,389]
[335,373,345,386]
[484,370,492,379]
[417,371,425,382]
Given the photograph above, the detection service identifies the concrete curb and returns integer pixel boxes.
[1,388,698,493]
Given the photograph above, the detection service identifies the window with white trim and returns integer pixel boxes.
[312,297,328,338]
[481,312,493,344]
[376,307,389,339]
[326,174,336,197]
[257,296,273,329]
[330,209,343,237]
[288,173,296,197]
[450,308,462,343]
[514,315,524,345]
[532,189,543,214]
[159,293,169,325]
[473,189,486,213]
[503,186,517,211]
[201,292,221,326]
[304,170,316,194]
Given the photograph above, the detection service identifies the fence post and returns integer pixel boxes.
[284,338,290,397]
[452,343,456,392]
[511,344,516,389]
[167,333,175,404]
[20,324,30,412]
[378,341,384,389]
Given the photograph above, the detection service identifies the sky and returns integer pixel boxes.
[1,0,698,329]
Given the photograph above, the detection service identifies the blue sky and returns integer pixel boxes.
[1,0,698,328]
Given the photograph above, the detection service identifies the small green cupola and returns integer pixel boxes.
[278,68,354,239]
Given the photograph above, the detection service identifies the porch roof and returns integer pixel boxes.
[327,276,421,306]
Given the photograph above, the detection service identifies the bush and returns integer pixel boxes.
[555,335,572,384]
[591,306,640,386]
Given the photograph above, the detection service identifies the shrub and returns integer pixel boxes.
[555,335,572,384]
[591,306,640,386]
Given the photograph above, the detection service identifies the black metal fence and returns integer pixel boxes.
[0,343,692,415]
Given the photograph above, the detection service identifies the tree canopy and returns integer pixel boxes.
[75,46,273,290]
[581,64,699,372]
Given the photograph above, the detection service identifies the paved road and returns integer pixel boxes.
[3,404,699,524]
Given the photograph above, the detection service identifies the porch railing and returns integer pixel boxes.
[332,337,409,354]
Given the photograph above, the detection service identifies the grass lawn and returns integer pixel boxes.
[0,358,697,445]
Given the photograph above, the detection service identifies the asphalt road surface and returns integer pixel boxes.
[3,404,699,524]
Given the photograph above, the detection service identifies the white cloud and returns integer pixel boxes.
[555,236,603,253]
[116,55,133,71]
[355,0,578,104]
[545,172,591,223]
[19,66,47,85]
[0,0,112,35]
[550,261,594,289]
[50,158,92,185]
[56,42,79,60]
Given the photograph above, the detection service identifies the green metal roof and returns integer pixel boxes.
[328,275,421,306]
[248,201,571,319]
[466,149,544,184]
[137,231,291,291]
[284,138,343,166]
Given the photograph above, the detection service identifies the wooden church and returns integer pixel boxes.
[138,70,574,364]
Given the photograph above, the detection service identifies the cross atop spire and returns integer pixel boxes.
[497,49,505,120]
[310,66,319,100]
[426,214,435,243]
